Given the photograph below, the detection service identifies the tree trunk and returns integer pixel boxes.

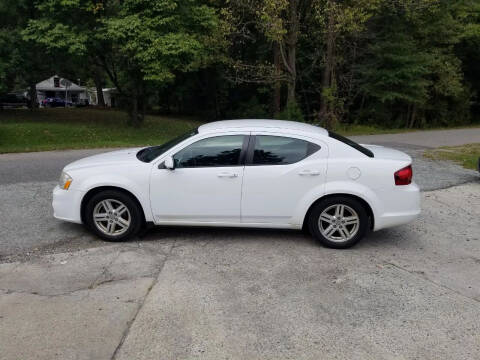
[130,96,138,127]
[128,81,146,127]
[360,95,366,111]
[273,43,282,114]
[319,5,335,128]
[141,92,146,123]
[28,82,38,110]
[165,90,171,114]
[409,106,417,128]
[213,76,219,120]
[406,104,412,128]
[94,70,105,107]
[286,0,298,105]
[286,45,296,104]
[128,84,141,127]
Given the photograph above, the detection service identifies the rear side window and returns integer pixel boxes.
[328,131,374,158]
[250,135,320,165]
[173,135,245,168]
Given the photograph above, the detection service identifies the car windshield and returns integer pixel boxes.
[136,129,198,163]
[328,131,374,158]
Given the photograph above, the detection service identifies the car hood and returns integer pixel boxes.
[64,147,144,171]
[362,144,412,162]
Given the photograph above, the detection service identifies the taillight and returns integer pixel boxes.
[394,165,412,185]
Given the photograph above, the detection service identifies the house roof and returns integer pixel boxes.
[36,75,85,92]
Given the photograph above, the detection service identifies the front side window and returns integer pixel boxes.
[251,135,320,165]
[174,135,245,168]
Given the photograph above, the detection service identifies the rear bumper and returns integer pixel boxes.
[373,183,421,231]
[374,210,421,230]
[52,185,85,224]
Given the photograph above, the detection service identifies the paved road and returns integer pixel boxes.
[0,148,117,185]
[351,127,480,148]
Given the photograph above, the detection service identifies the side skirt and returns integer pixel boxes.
[152,220,301,230]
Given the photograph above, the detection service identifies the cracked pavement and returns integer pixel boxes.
[1,129,479,359]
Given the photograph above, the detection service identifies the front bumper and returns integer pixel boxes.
[52,185,85,224]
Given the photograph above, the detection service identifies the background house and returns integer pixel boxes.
[101,88,117,107]
[87,87,118,107]
[36,75,88,105]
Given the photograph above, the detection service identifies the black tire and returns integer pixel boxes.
[85,190,144,242]
[308,196,369,249]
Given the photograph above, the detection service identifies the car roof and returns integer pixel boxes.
[198,119,328,136]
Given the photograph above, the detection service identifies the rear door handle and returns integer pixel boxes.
[217,172,238,178]
[298,170,320,176]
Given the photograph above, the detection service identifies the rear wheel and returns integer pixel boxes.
[308,196,368,249]
[85,190,143,242]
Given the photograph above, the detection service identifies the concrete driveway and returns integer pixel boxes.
[0,128,479,359]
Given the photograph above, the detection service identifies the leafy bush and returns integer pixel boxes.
[276,100,304,122]
[227,96,270,119]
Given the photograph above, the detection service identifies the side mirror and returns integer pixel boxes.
[164,156,175,170]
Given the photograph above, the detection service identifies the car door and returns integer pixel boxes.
[150,134,248,224]
[241,133,328,225]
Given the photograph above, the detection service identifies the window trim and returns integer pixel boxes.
[137,128,199,163]
[171,134,250,169]
[328,131,374,158]
[245,135,321,166]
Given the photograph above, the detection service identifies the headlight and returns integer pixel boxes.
[59,172,73,190]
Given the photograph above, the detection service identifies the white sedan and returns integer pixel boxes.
[53,120,420,248]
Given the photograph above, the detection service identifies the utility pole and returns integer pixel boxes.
[61,78,72,107]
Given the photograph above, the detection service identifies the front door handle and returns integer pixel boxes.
[298,170,320,176]
[217,172,238,178]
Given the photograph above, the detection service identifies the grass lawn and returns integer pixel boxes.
[424,144,480,170]
[1,108,479,153]
[0,108,202,153]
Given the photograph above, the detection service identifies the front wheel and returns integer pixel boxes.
[308,196,369,249]
[85,190,144,241]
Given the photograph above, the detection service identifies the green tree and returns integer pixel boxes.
[226,0,312,111]
[453,0,480,121]
[24,0,225,126]
[103,0,225,125]
[312,0,381,128]
[0,0,52,107]
[23,0,110,107]
[356,0,471,128]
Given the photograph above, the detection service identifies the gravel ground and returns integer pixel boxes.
[371,142,478,191]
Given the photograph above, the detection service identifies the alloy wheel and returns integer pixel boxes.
[318,204,360,243]
[92,199,131,236]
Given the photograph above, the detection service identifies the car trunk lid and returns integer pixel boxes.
[362,144,412,162]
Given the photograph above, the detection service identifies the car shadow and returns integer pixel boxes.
[53,220,418,252]
[137,225,319,247]
[136,224,415,251]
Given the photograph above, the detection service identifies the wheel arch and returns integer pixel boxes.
[80,186,147,225]
[302,193,375,231]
